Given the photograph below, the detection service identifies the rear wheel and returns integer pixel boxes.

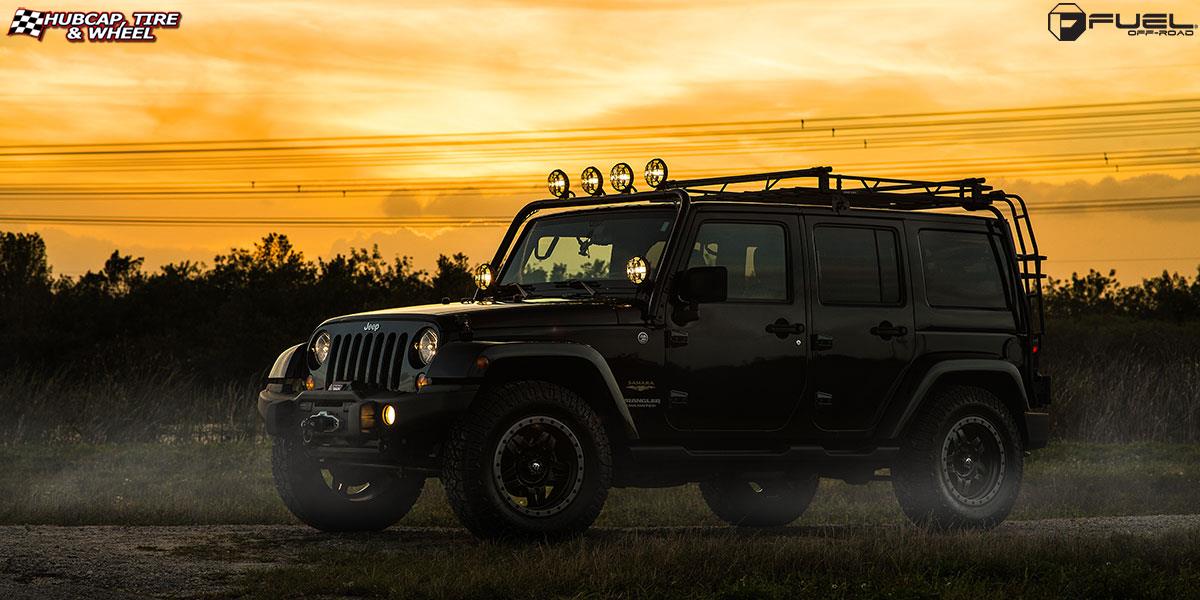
[700,476,819,527]
[892,385,1023,529]
[271,435,424,532]
[442,381,612,540]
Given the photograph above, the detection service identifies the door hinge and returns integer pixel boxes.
[669,390,689,405]
[667,330,689,348]
[815,391,834,407]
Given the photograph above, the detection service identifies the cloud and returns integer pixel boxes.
[998,173,1200,220]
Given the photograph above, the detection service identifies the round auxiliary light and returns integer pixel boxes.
[547,169,571,199]
[626,255,649,284]
[381,404,397,427]
[473,264,493,289]
[610,162,634,194]
[311,331,331,366]
[581,166,605,196]
[644,158,668,189]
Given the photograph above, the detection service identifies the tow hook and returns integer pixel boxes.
[300,410,341,443]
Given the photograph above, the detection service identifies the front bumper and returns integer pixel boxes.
[258,383,479,464]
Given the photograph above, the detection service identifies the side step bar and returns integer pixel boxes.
[628,445,899,466]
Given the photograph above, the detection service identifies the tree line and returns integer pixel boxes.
[0,231,473,382]
[2,230,1199,382]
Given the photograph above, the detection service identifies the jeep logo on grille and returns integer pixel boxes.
[363,322,381,332]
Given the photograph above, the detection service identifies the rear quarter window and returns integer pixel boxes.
[918,229,1008,310]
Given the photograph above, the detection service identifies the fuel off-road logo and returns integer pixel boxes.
[7,8,180,42]
[1049,3,1196,41]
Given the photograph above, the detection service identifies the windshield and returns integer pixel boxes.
[498,209,674,296]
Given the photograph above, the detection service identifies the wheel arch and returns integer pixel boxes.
[474,342,639,442]
[885,359,1030,444]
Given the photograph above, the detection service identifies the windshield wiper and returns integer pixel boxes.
[495,282,531,299]
[554,279,597,297]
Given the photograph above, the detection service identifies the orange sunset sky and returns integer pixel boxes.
[0,0,1197,281]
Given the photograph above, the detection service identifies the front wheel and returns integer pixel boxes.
[892,385,1024,529]
[700,476,819,527]
[271,435,424,532]
[442,381,612,540]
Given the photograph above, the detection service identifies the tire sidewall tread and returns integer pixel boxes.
[272,434,424,532]
[442,380,612,541]
[893,385,1024,529]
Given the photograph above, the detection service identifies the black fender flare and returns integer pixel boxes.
[428,340,639,439]
[266,343,306,382]
[884,359,1029,440]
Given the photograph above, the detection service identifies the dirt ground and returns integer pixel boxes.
[3,515,1200,599]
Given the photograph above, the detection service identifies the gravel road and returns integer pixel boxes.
[3,515,1199,599]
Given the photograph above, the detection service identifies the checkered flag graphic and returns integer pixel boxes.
[9,8,45,39]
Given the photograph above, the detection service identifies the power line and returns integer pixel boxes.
[2,146,1195,195]
[4,193,1200,228]
[1053,257,1200,263]
[1,96,1196,151]
[0,215,512,228]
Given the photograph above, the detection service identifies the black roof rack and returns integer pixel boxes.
[492,165,1045,339]
[663,166,995,211]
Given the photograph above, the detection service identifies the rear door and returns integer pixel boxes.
[664,212,808,431]
[806,216,915,432]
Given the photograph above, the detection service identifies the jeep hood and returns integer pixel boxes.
[321,298,625,330]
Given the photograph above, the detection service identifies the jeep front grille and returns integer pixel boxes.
[327,331,409,391]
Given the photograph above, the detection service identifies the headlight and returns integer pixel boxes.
[413,328,439,366]
[311,331,331,365]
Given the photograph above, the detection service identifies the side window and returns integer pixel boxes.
[815,226,902,306]
[687,222,788,301]
[919,230,1008,310]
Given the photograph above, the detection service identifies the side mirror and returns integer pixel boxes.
[677,266,728,304]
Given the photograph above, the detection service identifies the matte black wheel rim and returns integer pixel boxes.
[940,416,1006,506]
[492,415,585,518]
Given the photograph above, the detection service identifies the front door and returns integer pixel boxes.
[664,214,808,431]
[806,217,915,432]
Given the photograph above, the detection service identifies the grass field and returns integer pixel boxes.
[3,442,1199,527]
[4,442,1200,599]
[225,527,1200,599]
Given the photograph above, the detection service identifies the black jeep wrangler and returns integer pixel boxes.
[259,162,1051,539]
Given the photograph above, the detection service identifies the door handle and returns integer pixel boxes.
[812,334,834,350]
[765,318,805,338]
[870,321,909,340]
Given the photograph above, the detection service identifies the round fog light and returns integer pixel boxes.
[381,404,397,427]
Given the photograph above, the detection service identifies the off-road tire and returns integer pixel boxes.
[443,381,612,540]
[892,385,1024,529]
[272,434,424,532]
[700,476,820,527]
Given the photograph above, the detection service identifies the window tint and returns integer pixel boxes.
[919,230,1008,309]
[815,226,902,305]
[501,210,673,290]
[688,222,788,301]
